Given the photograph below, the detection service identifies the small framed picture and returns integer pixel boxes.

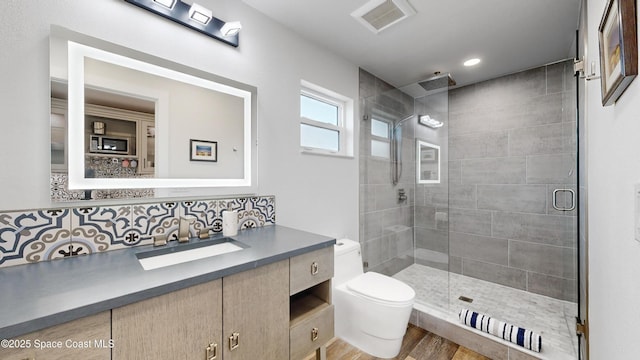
[190,139,217,162]
[598,0,637,106]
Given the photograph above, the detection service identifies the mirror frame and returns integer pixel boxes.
[52,26,258,196]
[416,139,440,184]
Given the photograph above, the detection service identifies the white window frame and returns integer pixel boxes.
[300,80,354,157]
[370,117,391,159]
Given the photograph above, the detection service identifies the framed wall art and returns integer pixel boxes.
[598,0,637,106]
[190,139,218,162]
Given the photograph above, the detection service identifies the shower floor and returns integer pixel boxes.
[393,264,578,360]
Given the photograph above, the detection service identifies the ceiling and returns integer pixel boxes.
[241,0,581,88]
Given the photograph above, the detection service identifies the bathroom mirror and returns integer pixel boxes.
[416,140,440,184]
[49,26,257,198]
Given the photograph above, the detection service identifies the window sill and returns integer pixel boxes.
[300,148,354,159]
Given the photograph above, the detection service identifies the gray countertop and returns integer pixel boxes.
[0,225,335,339]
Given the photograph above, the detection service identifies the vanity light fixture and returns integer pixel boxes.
[124,0,241,47]
[221,21,242,36]
[153,0,176,9]
[188,3,213,25]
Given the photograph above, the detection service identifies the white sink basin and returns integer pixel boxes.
[136,238,246,270]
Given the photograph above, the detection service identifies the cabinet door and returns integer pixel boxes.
[223,260,289,360]
[0,311,110,360]
[138,120,155,174]
[112,279,222,360]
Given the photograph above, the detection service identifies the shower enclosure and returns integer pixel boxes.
[359,61,579,360]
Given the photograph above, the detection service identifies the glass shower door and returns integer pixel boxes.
[358,80,418,278]
[411,84,451,315]
[576,0,589,358]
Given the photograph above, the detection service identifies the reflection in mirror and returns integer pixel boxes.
[416,140,440,184]
[49,26,257,202]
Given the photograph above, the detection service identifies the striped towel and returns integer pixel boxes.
[458,308,542,353]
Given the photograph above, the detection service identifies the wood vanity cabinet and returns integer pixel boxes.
[223,260,290,360]
[0,312,111,360]
[2,246,333,360]
[289,247,335,360]
[111,280,223,360]
[112,259,289,360]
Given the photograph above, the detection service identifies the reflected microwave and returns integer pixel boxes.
[89,135,129,155]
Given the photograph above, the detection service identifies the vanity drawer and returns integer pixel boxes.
[289,304,334,360]
[290,247,334,295]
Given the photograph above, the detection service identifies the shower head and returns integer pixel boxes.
[393,114,416,130]
[418,72,456,92]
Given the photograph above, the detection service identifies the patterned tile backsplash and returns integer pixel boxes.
[51,172,155,202]
[0,196,275,268]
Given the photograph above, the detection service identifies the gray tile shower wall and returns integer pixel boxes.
[448,60,577,302]
[414,89,450,272]
[0,196,275,268]
[359,69,415,275]
[360,68,451,276]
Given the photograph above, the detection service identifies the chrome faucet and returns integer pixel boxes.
[178,216,196,243]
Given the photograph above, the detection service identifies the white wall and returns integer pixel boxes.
[0,0,359,241]
[586,0,640,357]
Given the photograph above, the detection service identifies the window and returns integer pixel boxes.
[370,118,390,159]
[300,80,354,157]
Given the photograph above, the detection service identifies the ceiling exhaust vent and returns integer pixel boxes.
[351,0,416,34]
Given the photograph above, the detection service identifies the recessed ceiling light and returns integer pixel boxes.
[464,58,481,67]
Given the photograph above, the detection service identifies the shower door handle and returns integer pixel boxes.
[552,189,576,211]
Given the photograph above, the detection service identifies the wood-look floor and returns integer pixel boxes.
[320,324,490,360]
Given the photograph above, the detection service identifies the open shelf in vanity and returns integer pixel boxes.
[289,246,335,360]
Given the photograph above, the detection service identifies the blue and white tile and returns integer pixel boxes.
[64,238,100,257]
[50,173,86,202]
[0,208,71,267]
[71,206,132,254]
[181,200,221,235]
[226,196,276,229]
[131,202,180,244]
[0,195,277,264]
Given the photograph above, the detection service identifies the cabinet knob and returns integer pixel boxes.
[311,327,319,341]
[311,262,319,275]
[229,332,240,351]
[206,342,218,359]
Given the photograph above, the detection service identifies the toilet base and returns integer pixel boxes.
[339,330,404,359]
[333,279,414,359]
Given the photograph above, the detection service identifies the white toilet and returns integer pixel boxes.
[332,239,416,358]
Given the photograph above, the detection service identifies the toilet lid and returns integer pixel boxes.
[346,272,415,305]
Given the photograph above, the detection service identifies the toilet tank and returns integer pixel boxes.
[333,239,364,286]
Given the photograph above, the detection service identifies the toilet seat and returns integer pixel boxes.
[346,272,415,306]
